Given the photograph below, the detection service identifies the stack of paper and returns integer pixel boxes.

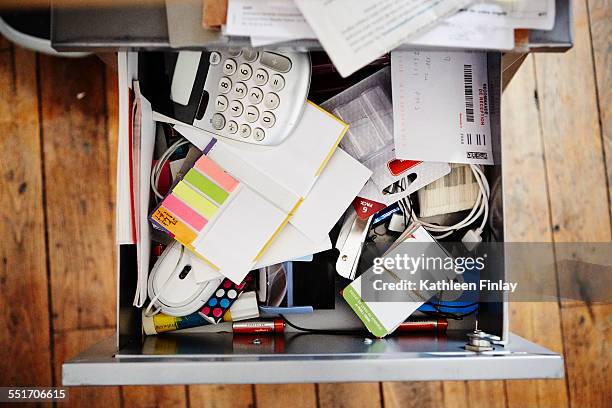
[220,0,556,77]
[153,102,372,284]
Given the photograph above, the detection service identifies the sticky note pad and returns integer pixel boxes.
[151,206,197,244]
[173,181,219,220]
[184,169,230,205]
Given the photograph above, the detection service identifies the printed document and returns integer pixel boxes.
[392,50,494,165]
[451,0,556,30]
[293,0,473,77]
[226,0,315,39]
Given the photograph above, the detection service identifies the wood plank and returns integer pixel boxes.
[587,0,611,223]
[254,384,316,408]
[53,328,120,407]
[39,55,116,331]
[188,385,254,408]
[441,382,468,408]
[105,61,119,227]
[535,1,611,407]
[0,39,53,387]
[122,386,188,408]
[318,383,381,408]
[558,303,612,407]
[382,382,444,408]
[500,55,569,408]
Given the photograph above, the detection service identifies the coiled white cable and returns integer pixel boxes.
[150,138,190,201]
[399,164,490,239]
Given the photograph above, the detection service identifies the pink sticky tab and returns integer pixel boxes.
[195,155,239,192]
[163,194,208,231]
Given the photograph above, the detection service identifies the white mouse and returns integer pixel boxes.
[147,241,223,316]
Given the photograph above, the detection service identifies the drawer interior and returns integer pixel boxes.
[116,51,505,358]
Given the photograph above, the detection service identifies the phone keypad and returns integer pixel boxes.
[209,50,291,143]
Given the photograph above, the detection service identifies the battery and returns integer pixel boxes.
[395,318,448,334]
[232,318,285,334]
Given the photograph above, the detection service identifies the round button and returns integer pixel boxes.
[245,105,260,123]
[248,87,264,104]
[270,74,285,91]
[215,95,228,112]
[208,298,218,307]
[239,124,252,138]
[228,48,241,57]
[229,100,244,117]
[223,280,232,289]
[201,306,210,315]
[218,77,232,94]
[264,93,280,110]
[216,288,225,297]
[226,121,238,134]
[213,308,223,318]
[211,113,226,130]
[261,111,276,128]
[254,68,269,86]
[232,82,247,99]
[253,128,265,141]
[242,49,259,62]
[223,59,237,75]
[220,298,230,308]
[237,63,253,81]
[209,51,221,65]
[227,289,238,299]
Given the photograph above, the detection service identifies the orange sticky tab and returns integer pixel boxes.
[152,206,197,244]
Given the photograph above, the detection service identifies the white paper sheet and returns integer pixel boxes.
[132,81,156,307]
[392,50,494,165]
[293,0,473,77]
[406,18,514,50]
[226,0,315,38]
[451,0,556,30]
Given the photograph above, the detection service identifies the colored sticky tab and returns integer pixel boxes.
[173,182,219,220]
[151,207,197,244]
[184,169,229,205]
[195,155,239,192]
[163,194,208,231]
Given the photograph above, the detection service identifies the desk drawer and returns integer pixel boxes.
[62,50,563,386]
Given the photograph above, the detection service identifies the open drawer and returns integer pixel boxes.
[62,50,563,385]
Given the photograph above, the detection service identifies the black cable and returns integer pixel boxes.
[280,315,365,335]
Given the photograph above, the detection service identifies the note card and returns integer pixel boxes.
[151,150,291,283]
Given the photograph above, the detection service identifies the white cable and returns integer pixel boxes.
[400,164,490,239]
[150,138,190,200]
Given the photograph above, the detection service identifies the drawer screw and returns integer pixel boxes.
[465,321,502,352]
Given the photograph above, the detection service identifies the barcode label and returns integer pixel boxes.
[463,133,486,146]
[467,152,488,160]
[464,64,474,123]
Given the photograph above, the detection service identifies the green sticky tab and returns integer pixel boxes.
[173,182,218,220]
[343,284,388,338]
[184,169,229,205]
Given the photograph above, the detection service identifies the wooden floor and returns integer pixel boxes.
[0,0,609,407]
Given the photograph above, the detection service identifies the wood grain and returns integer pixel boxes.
[122,385,188,408]
[254,384,316,408]
[500,55,569,408]
[383,382,444,408]
[188,385,255,408]
[587,0,611,223]
[535,1,611,407]
[53,328,120,407]
[38,55,116,332]
[318,383,381,408]
[0,40,52,387]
